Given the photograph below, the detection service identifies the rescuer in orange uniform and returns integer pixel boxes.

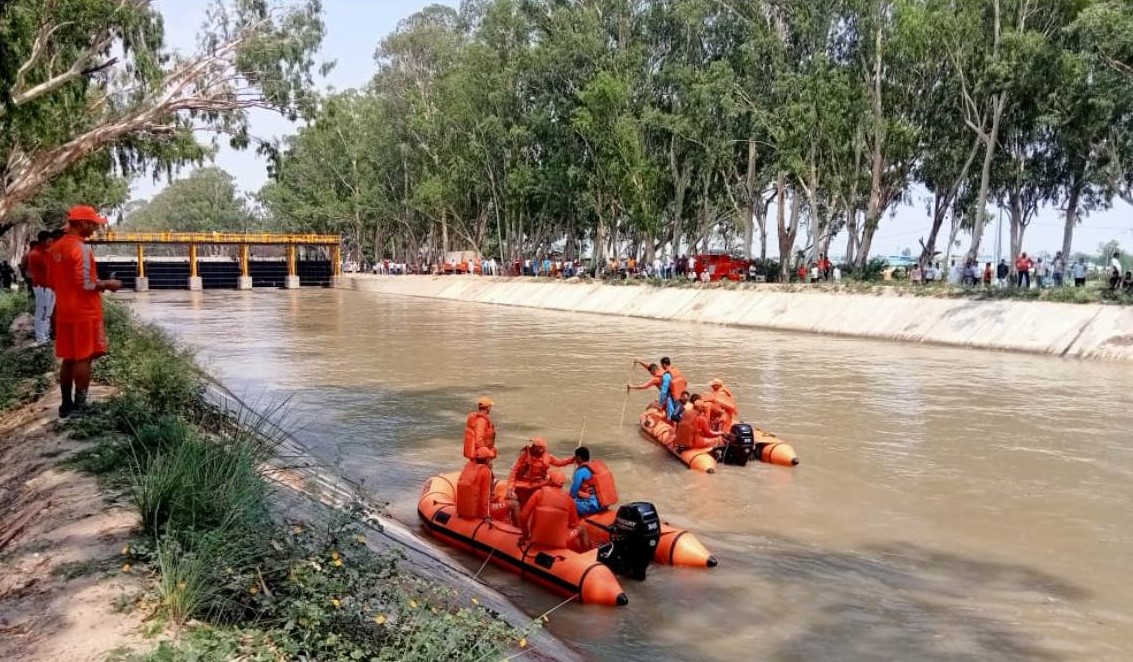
[702,378,738,431]
[463,396,497,460]
[518,470,591,551]
[674,397,726,451]
[455,447,517,523]
[49,206,121,418]
[506,437,574,504]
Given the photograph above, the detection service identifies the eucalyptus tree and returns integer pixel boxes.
[0,0,325,236]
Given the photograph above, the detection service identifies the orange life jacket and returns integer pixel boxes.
[463,411,496,460]
[674,414,698,448]
[578,460,619,509]
[526,487,576,548]
[456,461,491,520]
[667,367,688,402]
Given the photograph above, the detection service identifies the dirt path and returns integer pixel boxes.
[0,388,148,661]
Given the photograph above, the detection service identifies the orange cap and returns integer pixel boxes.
[547,469,566,486]
[530,437,547,449]
[66,205,108,224]
[477,396,493,408]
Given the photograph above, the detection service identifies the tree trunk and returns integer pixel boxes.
[755,197,768,261]
[1008,190,1024,266]
[967,94,1006,262]
[775,171,797,281]
[844,204,858,265]
[669,137,689,258]
[1061,174,1082,259]
[741,140,759,259]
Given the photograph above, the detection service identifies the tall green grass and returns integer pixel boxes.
[0,292,53,411]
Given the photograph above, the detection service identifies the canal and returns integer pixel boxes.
[127,288,1133,661]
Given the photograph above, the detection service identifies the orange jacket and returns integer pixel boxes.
[674,413,698,448]
[49,234,102,323]
[463,411,497,460]
[456,460,492,520]
[26,245,49,287]
[666,366,688,401]
[679,411,721,449]
[520,485,579,541]
[507,447,573,490]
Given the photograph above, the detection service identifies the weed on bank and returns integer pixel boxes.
[46,301,530,661]
[0,293,54,409]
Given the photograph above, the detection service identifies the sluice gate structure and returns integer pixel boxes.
[89,231,343,290]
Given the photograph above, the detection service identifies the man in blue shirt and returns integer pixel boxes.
[569,447,601,516]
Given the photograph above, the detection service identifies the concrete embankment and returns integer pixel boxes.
[339,275,1133,362]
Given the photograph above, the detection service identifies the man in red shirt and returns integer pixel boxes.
[27,230,56,345]
[49,205,121,418]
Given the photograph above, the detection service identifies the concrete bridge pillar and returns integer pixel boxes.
[238,244,252,290]
[188,244,202,290]
[285,245,300,289]
[135,244,149,291]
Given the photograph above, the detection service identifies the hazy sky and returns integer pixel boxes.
[138,0,1133,258]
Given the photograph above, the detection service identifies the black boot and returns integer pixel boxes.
[58,384,74,419]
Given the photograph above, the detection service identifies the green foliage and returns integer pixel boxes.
[0,0,325,238]
[0,293,53,410]
[120,168,258,233]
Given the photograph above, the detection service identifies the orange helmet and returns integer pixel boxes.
[66,205,107,224]
[529,437,547,449]
[477,396,493,409]
[547,470,566,487]
[710,378,724,388]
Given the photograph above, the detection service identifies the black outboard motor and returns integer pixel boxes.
[717,423,755,466]
[598,502,661,581]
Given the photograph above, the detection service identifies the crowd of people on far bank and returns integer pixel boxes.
[455,355,734,550]
[906,251,1132,292]
[14,206,124,419]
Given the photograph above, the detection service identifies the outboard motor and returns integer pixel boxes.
[717,423,755,466]
[598,502,661,581]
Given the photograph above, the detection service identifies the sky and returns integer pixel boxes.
[136,0,1133,259]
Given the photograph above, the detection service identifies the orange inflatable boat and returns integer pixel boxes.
[639,409,718,473]
[501,480,718,569]
[639,408,799,471]
[418,473,629,606]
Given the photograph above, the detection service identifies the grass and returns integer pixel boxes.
[37,300,531,661]
[0,292,54,410]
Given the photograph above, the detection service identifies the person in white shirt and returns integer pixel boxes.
[833,265,842,283]
[949,259,961,285]
[1110,252,1123,290]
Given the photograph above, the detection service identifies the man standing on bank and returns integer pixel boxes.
[49,205,121,418]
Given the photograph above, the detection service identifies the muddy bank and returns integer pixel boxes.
[0,388,146,662]
[339,275,1133,361]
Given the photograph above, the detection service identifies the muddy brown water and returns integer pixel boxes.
[126,288,1133,662]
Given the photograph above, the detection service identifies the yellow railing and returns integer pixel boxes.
[90,231,341,246]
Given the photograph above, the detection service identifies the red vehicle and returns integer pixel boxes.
[692,253,749,282]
